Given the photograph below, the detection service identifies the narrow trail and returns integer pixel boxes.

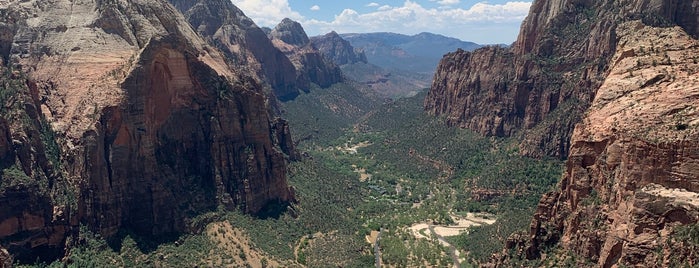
[293,236,303,263]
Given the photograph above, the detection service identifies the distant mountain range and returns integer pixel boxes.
[340,32,481,74]
[308,31,480,98]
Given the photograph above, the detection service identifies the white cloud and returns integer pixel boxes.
[433,0,460,5]
[378,5,392,11]
[366,2,380,7]
[231,0,532,44]
[302,1,531,43]
[310,5,320,11]
[230,0,303,26]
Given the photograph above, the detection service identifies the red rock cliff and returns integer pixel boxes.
[495,20,699,268]
[310,31,368,66]
[0,0,294,262]
[425,0,699,158]
[0,67,71,263]
[270,18,343,93]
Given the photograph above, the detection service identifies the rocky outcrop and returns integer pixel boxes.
[310,31,367,66]
[270,18,343,91]
[495,21,699,267]
[0,18,16,66]
[0,0,294,263]
[425,0,699,158]
[168,0,300,101]
[271,19,309,47]
[0,246,10,268]
[0,67,70,264]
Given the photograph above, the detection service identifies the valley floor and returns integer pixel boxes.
[27,88,563,267]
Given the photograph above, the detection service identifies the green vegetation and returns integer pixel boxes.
[283,89,563,265]
[21,82,563,267]
[282,82,380,147]
[0,66,77,211]
[48,226,217,268]
[666,222,699,266]
[379,229,452,267]
[0,67,26,112]
[0,165,37,192]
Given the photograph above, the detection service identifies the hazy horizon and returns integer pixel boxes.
[230,0,531,45]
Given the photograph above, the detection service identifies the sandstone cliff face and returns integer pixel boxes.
[497,21,699,267]
[425,0,699,158]
[168,0,300,101]
[0,67,71,263]
[270,18,343,91]
[0,0,294,262]
[310,31,367,66]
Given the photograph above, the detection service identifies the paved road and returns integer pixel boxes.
[375,228,383,268]
[428,225,461,268]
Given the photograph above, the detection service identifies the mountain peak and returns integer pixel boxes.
[168,0,302,101]
[268,20,343,93]
[271,18,310,46]
[310,31,367,66]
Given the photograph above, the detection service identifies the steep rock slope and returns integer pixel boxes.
[168,0,301,101]
[498,21,699,267]
[0,0,294,261]
[0,67,69,263]
[310,31,367,66]
[270,18,343,92]
[425,0,699,158]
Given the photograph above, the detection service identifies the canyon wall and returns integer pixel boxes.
[0,0,294,262]
[424,0,699,266]
[270,18,343,93]
[497,21,699,267]
[168,0,301,101]
[425,0,699,158]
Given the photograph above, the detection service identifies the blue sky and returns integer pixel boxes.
[230,0,532,44]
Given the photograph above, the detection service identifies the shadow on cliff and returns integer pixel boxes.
[106,230,181,255]
[254,200,292,220]
[102,200,293,254]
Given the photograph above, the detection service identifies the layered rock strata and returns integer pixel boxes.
[497,21,699,267]
[168,0,301,101]
[425,0,699,158]
[270,18,343,92]
[0,0,294,262]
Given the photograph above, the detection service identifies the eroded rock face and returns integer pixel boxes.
[168,0,300,101]
[310,31,367,66]
[76,36,293,236]
[497,22,699,267]
[271,18,310,47]
[0,0,294,262]
[270,18,343,94]
[425,0,699,158]
[0,246,10,268]
[0,67,69,263]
